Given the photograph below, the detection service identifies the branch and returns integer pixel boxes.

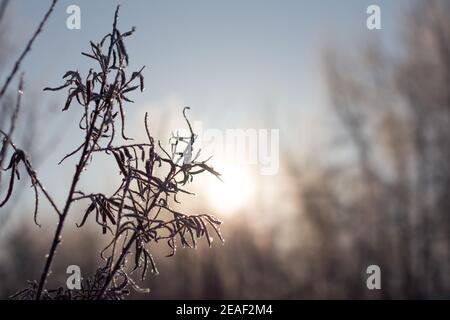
[0,0,58,99]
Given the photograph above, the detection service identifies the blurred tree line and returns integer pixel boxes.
[1,0,449,299]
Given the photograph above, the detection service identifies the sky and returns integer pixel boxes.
[1,0,412,225]
[10,0,409,123]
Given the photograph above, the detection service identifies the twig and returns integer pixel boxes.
[0,74,23,185]
[0,0,10,22]
[0,0,58,99]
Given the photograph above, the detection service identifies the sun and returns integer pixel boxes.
[206,165,255,214]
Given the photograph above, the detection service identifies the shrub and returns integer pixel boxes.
[0,4,223,300]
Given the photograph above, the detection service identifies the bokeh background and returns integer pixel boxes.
[1,0,450,299]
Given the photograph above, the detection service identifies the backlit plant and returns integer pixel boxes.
[0,5,223,300]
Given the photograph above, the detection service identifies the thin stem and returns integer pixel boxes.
[0,0,10,25]
[96,232,137,300]
[108,177,131,281]
[0,0,58,99]
[24,162,61,216]
[0,74,24,186]
[0,129,61,216]
[35,109,103,300]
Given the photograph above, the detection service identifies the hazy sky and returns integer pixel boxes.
[11,0,409,123]
[1,0,412,220]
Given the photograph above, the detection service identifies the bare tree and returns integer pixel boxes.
[319,0,450,298]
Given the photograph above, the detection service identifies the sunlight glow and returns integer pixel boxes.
[206,165,255,214]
